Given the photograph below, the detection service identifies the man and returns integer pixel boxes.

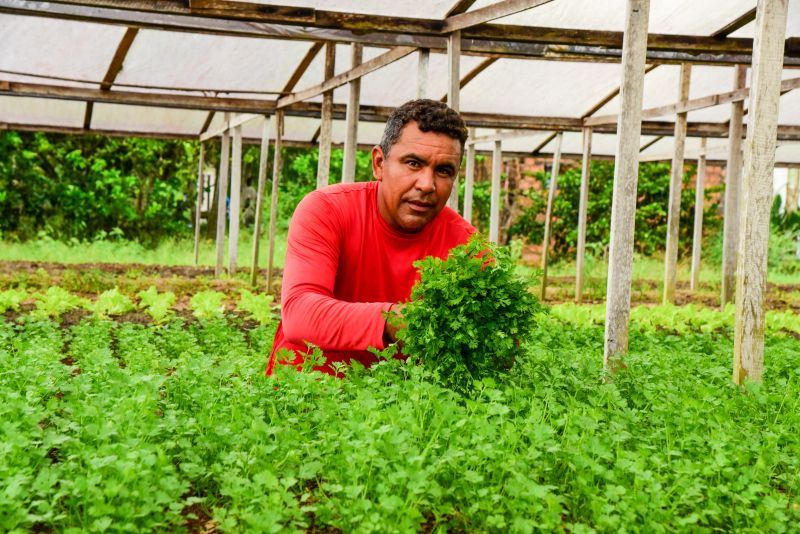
[267,99,475,376]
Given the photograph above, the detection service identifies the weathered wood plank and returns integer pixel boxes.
[690,138,707,291]
[281,41,323,94]
[199,113,260,141]
[575,127,592,303]
[787,168,800,213]
[663,63,692,305]
[214,116,230,278]
[604,0,650,367]
[250,116,271,286]
[722,65,747,307]
[193,141,205,265]
[463,128,476,224]
[316,42,335,190]
[228,124,243,274]
[439,57,496,102]
[447,31,461,212]
[267,110,284,293]
[733,0,789,385]
[442,0,554,33]
[416,48,430,99]
[341,43,362,184]
[540,131,563,301]
[489,133,502,243]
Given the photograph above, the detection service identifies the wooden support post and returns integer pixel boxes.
[463,130,476,223]
[447,32,461,212]
[417,48,430,99]
[214,114,231,278]
[604,0,650,366]
[787,168,800,213]
[489,133,502,243]
[267,110,285,293]
[193,142,205,266]
[663,62,692,304]
[250,116,271,287]
[722,65,748,306]
[541,131,563,301]
[342,43,362,183]
[576,127,592,302]
[228,124,243,275]
[690,138,707,291]
[733,0,789,385]
[317,42,335,190]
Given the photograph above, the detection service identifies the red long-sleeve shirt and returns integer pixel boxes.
[267,181,475,375]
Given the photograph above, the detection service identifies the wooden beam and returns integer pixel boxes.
[733,0,789,385]
[7,1,799,66]
[316,42,335,190]
[228,123,242,274]
[341,42,362,184]
[722,65,748,307]
[267,110,284,293]
[199,111,215,135]
[447,31,461,211]
[439,57,497,102]
[586,76,800,126]
[82,102,93,130]
[489,133,502,243]
[442,0,555,33]
[83,26,138,131]
[581,64,659,118]
[604,0,650,368]
[712,7,757,38]
[446,0,478,17]
[278,46,416,108]
[193,141,205,265]
[690,137,707,292]
[417,48,430,99]
[463,127,476,223]
[215,115,230,278]
[250,116,270,286]
[199,112,260,141]
[575,127,592,303]
[663,63,692,305]
[639,135,662,152]
[540,131,563,301]
[531,132,558,154]
[282,41,324,94]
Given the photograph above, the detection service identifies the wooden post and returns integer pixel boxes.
[316,42,335,190]
[228,124,243,275]
[267,110,285,293]
[541,132,563,301]
[604,0,650,366]
[721,65,747,306]
[214,113,231,278]
[489,133,502,243]
[787,168,800,213]
[447,32,461,212]
[690,138,707,291]
[250,116,271,287]
[663,63,692,304]
[416,48,429,99]
[733,0,789,385]
[463,130,476,223]
[342,43,362,184]
[193,142,205,266]
[576,127,592,302]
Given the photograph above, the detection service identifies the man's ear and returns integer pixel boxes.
[371,145,384,181]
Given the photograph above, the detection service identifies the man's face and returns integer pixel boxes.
[372,121,462,233]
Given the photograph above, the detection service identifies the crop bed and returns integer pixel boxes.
[2,284,799,532]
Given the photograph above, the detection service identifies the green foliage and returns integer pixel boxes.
[190,290,226,319]
[398,234,541,394]
[89,287,135,317]
[507,161,723,259]
[236,289,276,326]
[31,286,88,319]
[0,288,28,313]
[137,286,176,324]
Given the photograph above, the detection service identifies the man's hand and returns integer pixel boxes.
[383,303,407,345]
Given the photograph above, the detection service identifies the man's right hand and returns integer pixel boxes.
[383,303,407,345]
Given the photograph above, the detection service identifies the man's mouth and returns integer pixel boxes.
[406,200,435,213]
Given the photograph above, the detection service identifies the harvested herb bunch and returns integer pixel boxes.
[396,234,541,393]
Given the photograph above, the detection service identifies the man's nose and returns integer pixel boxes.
[415,168,435,193]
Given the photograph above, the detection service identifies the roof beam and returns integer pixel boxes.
[712,7,757,38]
[446,0,479,17]
[585,76,800,126]
[83,26,138,130]
[439,57,497,102]
[7,1,800,66]
[281,41,324,94]
[442,0,554,33]
[199,112,261,142]
[277,46,416,108]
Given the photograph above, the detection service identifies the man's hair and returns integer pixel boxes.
[379,99,468,157]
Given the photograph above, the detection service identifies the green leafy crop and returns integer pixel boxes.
[137,286,176,324]
[89,287,135,317]
[237,289,276,326]
[190,290,226,319]
[0,288,28,313]
[397,234,542,394]
[31,286,88,319]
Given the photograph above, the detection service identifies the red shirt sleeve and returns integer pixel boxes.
[280,191,392,352]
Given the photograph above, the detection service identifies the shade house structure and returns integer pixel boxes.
[1,0,799,383]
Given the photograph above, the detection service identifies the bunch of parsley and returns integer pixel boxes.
[397,234,541,394]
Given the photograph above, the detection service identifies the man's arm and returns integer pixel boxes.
[280,191,393,351]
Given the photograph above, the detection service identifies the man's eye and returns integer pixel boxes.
[407,160,421,169]
[437,168,455,177]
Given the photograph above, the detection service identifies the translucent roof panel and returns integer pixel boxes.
[226,0,456,19]
[0,96,85,128]
[0,14,125,88]
[730,0,800,37]
[775,143,800,164]
[91,104,209,135]
[474,0,757,36]
[462,59,622,117]
[115,30,315,94]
